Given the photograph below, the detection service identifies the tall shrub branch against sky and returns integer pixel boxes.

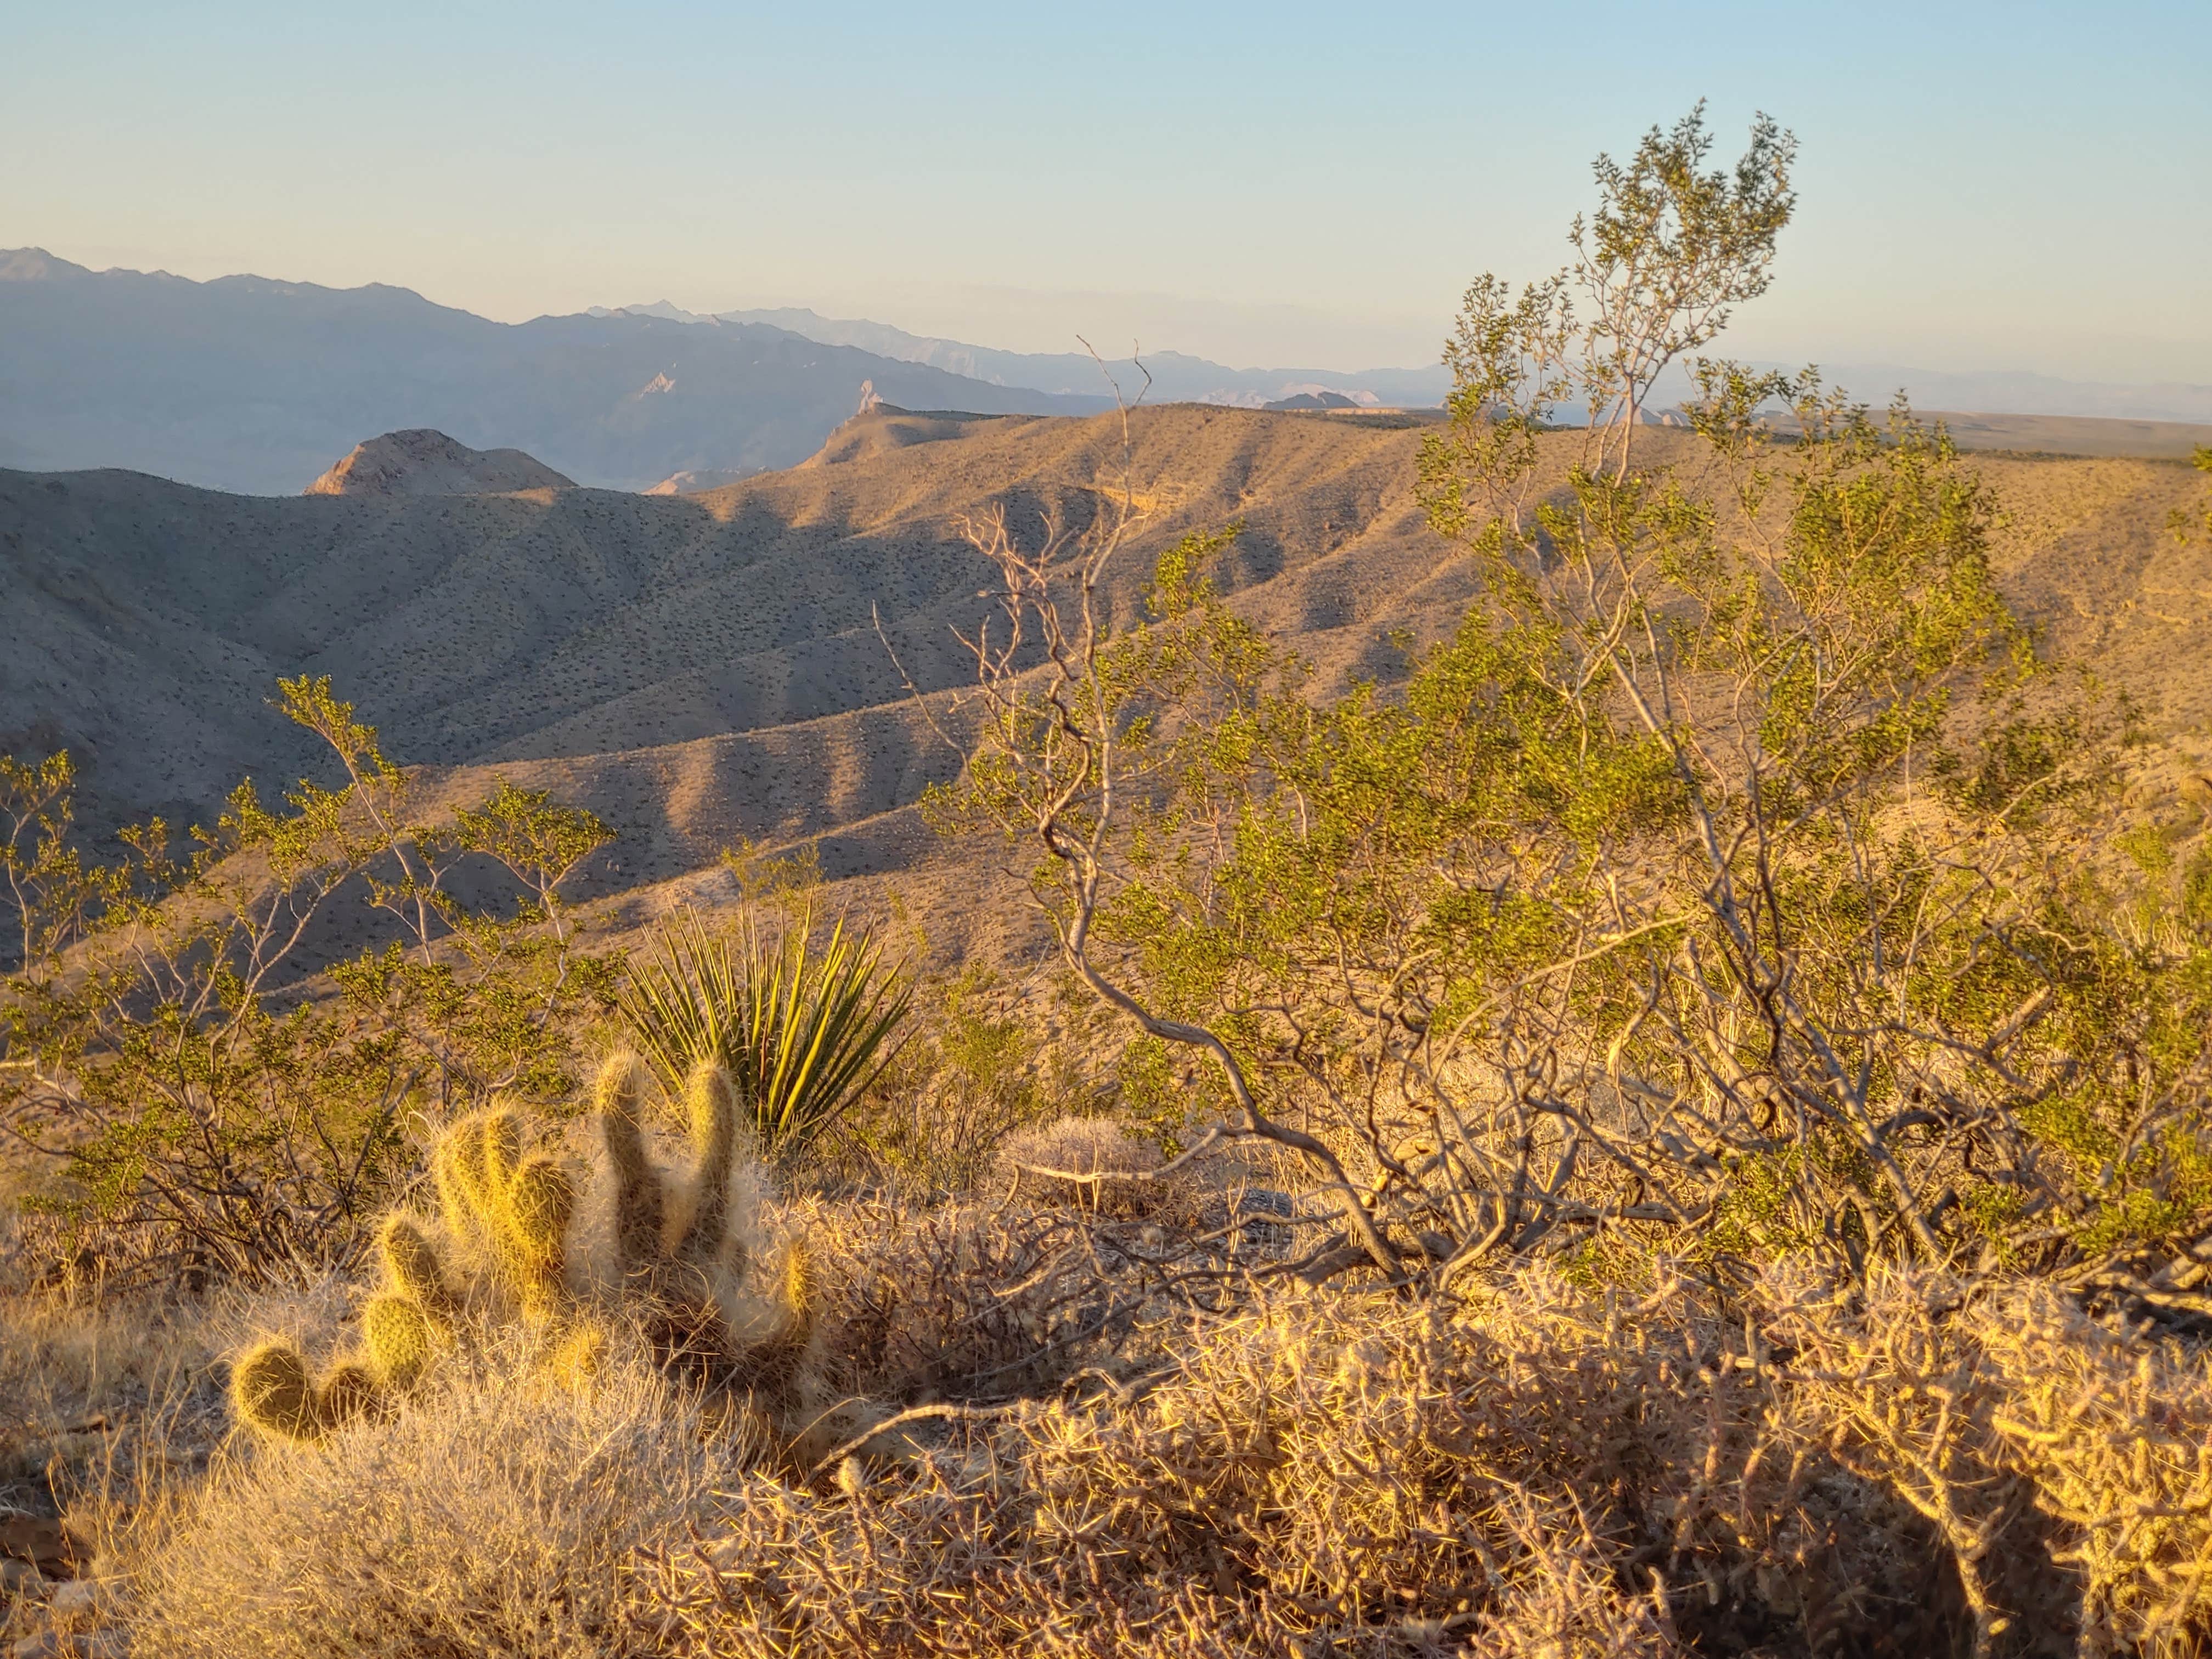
[5,0,2209,379]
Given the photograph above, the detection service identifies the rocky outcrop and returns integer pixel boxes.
[304,430,574,498]
[644,467,755,495]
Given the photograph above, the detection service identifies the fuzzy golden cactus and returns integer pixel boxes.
[236,1064,820,1444]
[362,1293,441,1390]
[673,1059,740,1261]
[583,1054,815,1384]
[595,1052,666,1276]
[380,1212,459,1322]
[232,1340,381,1442]
[432,1107,575,1326]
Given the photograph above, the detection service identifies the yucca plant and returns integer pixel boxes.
[617,907,912,1161]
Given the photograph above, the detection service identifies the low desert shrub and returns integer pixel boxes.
[141,1341,742,1659]
[993,1114,1166,1215]
[636,1257,2212,1658]
[0,679,617,1288]
[15,1203,2204,1657]
[1764,1266,2212,1657]
[804,1195,1155,1404]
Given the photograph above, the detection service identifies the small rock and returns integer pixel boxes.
[9,1630,127,1659]
[0,1558,44,1597]
[0,1516,82,1579]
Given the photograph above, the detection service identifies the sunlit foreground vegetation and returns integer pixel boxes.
[7,107,2212,1658]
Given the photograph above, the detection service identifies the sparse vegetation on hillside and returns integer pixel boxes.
[1,677,617,1286]
[5,106,2212,1659]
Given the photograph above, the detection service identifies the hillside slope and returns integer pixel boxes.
[3,405,2207,960]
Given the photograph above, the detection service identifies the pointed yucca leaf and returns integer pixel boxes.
[614,903,911,1161]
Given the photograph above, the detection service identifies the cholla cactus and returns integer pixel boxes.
[434,1107,575,1326]
[361,1214,460,1387]
[586,1052,816,1385]
[235,1055,817,1443]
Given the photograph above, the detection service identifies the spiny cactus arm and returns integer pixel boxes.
[233,1340,320,1441]
[779,1237,816,1334]
[433,1117,495,1245]
[735,1237,819,1375]
[316,1360,381,1429]
[503,1153,576,1324]
[594,1052,667,1271]
[364,1293,441,1389]
[233,1341,382,1440]
[676,1060,739,1259]
[543,1318,610,1391]
[379,1214,459,1323]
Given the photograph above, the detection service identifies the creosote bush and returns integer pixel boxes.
[927,103,2212,1325]
[0,678,617,1285]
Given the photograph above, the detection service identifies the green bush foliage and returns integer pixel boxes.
[932,107,2212,1317]
[0,679,616,1284]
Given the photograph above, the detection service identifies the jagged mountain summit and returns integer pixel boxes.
[304,430,575,498]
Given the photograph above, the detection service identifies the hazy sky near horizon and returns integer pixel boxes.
[8,1,2209,381]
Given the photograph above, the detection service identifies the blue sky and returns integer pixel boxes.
[7,1,2208,379]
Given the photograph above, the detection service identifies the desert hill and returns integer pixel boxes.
[304,430,576,497]
[2,404,2208,961]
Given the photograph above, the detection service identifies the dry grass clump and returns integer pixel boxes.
[139,1336,747,1659]
[993,1114,1173,1216]
[0,1282,343,1575]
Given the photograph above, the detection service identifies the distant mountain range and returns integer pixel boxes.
[600,301,1455,409]
[610,302,2212,428]
[1720,364,2212,427]
[4,246,2207,497]
[0,250,1109,494]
